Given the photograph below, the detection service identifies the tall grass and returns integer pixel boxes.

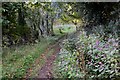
[2,37,58,79]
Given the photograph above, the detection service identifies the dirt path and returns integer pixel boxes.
[24,31,80,79]
[37,43,60,78]
[36,31,81,79]
[37,36,66,79]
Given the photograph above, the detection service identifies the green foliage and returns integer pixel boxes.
[2,2,59,47]
[78,3,119,25]
[92,20,120,39]
[58,2,119,36]
[2,2,120,79]
[54,48,83,78]
[2,25,32,47]
[54,31,119,79]
[85,34,119,79]
[2,2,32,47]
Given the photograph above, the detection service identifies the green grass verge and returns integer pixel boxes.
[53,24,76,36]
[28,49,54,78]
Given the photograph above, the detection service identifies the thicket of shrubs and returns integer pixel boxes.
[54,30,120,79]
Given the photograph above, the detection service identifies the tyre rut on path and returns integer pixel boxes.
[37,35,66,78]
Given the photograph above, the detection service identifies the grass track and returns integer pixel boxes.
[2,24,76,79]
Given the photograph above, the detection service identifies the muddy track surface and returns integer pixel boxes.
[37,35,67,79]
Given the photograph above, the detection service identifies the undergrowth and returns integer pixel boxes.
[53,31,120,79]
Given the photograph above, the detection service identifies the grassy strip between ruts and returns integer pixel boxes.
[2,35,62,79]
[25,49,54,78]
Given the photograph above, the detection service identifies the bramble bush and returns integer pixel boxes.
[54,31,120,79]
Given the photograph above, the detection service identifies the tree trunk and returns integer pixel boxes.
[38,18,44,39]
[50,17,55,36]
[18,3,25,26]
[46,13,50,36]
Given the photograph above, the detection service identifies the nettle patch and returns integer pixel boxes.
[54,31,120,79]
